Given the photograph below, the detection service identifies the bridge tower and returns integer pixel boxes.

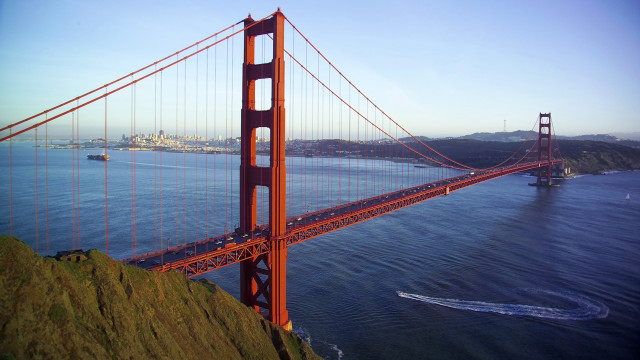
[239,10,291,330]
[536,113,553,185]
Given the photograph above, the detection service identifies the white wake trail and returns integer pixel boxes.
[397,289,608,320]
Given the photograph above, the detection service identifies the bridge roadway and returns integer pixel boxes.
[123,160,562,277]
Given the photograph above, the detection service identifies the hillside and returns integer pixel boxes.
[555,140,640,174]
[0,236,320,360]
[454,130,640,148]
[299,136,640,175]
[417,139,640,174]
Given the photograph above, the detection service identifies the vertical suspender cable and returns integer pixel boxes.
[183,60,188,248]
[130,83,134,254]
[213,40,217,239]
[46,120,50,255]
[231,29,235,231]
[300,47,305,212]
[72,112,76,249]
[365,100,369,198]
[310,48,315,211]
[356,93,359,201]
[8,128,12,236]
[104,90,108,255]
[326,66,330,206]
[205,48,209,246]
[304,41,308,213]
[319,54,324,209]
[35,129,39,253]
[195,47,199,245]
[337,76,341,205]
[154,67,158,251]
[316,52,320,210]
[348,86,351,203]
[131,80,137,256]
[260,34,265,226]
[159,73,163,251]
[134,82,138,254]
[310,44,315,211]
[288,29,294,215]
[76,102,80,248]
[224,37,229,234]
[396,125,400,191]
[175,54,180,249]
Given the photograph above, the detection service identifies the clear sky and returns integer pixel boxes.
[1,0,639,138]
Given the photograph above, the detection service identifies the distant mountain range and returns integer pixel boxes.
[459,131,635,143]
[611,132,640,141]
[403,131,640,149]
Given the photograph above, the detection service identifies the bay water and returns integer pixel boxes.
[1,142,638,359]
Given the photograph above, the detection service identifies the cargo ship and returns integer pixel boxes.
[87,154,110,161]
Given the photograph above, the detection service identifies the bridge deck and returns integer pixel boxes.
[122,160,562,277]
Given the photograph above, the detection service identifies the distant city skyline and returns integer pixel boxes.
[9,127,640,142]
[1,0,638,138]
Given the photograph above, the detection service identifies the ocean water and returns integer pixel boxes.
[1,142,639,359]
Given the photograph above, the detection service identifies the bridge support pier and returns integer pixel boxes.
[239,10,290,330]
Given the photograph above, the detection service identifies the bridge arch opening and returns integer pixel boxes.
[253,34,274,64]
[254,78,273,111]
[255,126,271,167]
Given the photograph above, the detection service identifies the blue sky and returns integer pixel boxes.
[1,0,638,137]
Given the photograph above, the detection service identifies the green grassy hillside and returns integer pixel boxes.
[0,236,320,360]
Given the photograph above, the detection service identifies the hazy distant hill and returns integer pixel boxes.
[611,132,640,141]
[458,130,537,142]
[448,131,640,150]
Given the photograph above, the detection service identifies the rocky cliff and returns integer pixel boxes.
[0,236,320,360]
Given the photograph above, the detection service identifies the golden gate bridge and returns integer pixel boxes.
[0,10,563,331]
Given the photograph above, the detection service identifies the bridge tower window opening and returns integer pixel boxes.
[255,126,272,167]
[254,78,273,111]
[255,185,269,231]
[254,34,274,64]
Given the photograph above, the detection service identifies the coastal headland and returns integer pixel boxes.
[0,235,320,360]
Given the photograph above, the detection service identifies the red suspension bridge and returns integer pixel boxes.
[0,10,563,330]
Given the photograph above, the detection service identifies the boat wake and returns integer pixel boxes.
[397,288,608,320]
